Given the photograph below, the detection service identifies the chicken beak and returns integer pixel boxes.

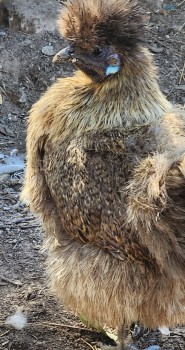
[53,46,72,63]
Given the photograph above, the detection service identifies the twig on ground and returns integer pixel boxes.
[11,217,34,224]
[19,224,38,229]
[82,339,96,350]
[170,332,185,340]
[174,23,185,36]
[150,36,169,50]
[32,321,97,332]
[177,0,185,7]
[179,62,185,84]
[0,275,22,287]
[166,88,175,98]
[150,35,184,55]
[0,330,10,338]
[0,320,99,333]
[1,251,9,264]
[174,61,182,75]
[0,86,8,97]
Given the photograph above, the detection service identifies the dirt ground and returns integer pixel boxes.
[0,0,185,349]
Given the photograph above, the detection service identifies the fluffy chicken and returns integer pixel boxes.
[22,0,185,348]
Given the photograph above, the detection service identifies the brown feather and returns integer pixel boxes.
[58,0,147,51]
[21,0,185,342]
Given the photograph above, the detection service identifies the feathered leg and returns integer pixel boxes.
[101,324,138,350]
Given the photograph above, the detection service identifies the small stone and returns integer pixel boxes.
[42,45,54,56]
[10,149,18,157]
[24,39,32,45]
[50,76,56,82]
[149,45,164,54]
[36,341,46,346]
[162,88,170,94]
[0,31,7,36]
[3,206,11,211]
[19,90,27,103]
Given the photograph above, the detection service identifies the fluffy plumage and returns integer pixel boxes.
[22,0,185,348]
[58,0,146,50]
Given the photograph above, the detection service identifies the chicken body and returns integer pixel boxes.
[22,0,185,347]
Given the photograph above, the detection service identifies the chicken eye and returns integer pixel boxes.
[92,46,103,57]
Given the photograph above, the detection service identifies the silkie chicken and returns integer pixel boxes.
[21,0,185,349]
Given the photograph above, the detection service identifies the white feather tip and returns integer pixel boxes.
[5,311,27,330]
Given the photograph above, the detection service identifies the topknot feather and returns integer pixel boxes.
[58,0,147,51]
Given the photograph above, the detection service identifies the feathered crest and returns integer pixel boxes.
[58,0,147,50]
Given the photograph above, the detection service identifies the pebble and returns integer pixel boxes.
[50,76,56,82]
[42,45,54,56]
[149,45,164,54]
[162,88,170,94]
[24,39,32,45]
[36,341,46,346]
[10,149,18,157]
[19,90,27,103]
[0,31,7,36]
[3,206,11,211]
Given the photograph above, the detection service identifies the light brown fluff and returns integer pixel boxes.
[22,0,185,339]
